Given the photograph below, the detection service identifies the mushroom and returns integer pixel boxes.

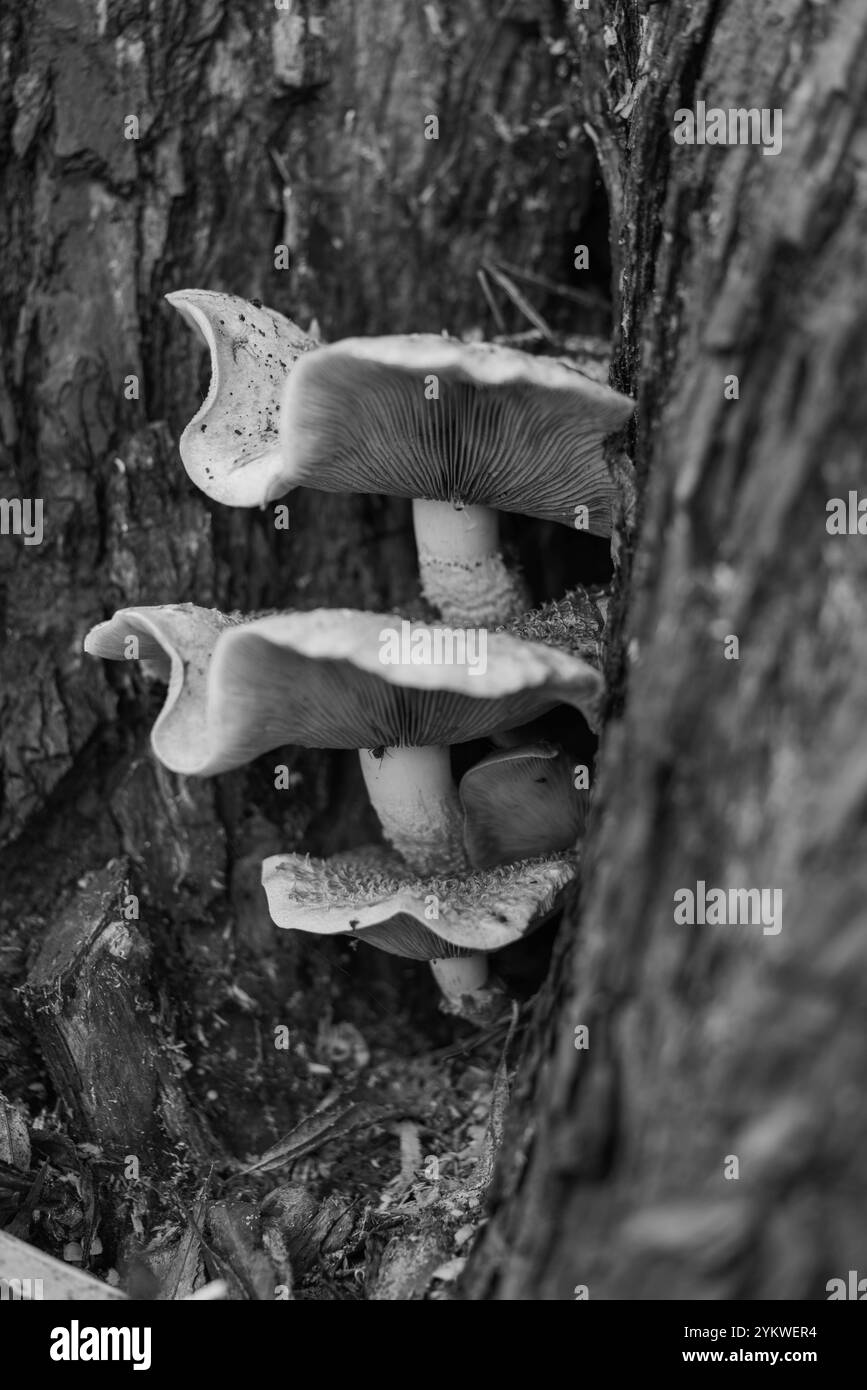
[459,742,589,870]
[166,289,317,506]
[260,845,578,1015]
[163,299,633,623]
[274,335,634,625]
[84,603,248,775]
[84,605,603,1010]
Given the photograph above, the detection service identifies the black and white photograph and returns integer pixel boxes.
[0,0,865,1352]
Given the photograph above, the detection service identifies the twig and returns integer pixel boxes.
[492,257,609,312]
[476,267,506,334]
[482,262,555,342]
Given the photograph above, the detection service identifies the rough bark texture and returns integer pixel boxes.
[465,0,867,1299]
[0,2,607,1173]
[24,859,214,1163]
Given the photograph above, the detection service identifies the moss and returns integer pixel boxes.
[500,584,610,668]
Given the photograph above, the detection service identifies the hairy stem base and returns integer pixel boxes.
[413,499,528,625]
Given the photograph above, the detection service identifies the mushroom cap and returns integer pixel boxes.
[261,846,578,955]
[277,334,634,530]
[460,742,589,870]
[83,606,604,776]
[84,603,243,772]
[167,289,317,506]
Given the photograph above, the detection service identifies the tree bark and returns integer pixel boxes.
[464,0,867,1300]
[24,860,214,1164]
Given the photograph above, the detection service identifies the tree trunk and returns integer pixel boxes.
[464,0,867,1300]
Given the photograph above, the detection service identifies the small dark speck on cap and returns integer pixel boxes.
[200,424,207,432]
[251,298,262,308]
[349,919,360,928]
[233,428,243,435]
[238,314,246,322]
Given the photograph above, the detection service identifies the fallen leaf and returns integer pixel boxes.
[241,1097,406,1176]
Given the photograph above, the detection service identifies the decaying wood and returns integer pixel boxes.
[24,860,214,1164]
[206,1200,280,1301]
[260,1184,354,1284]
[367,1227,450,1301]
[0,1094,30,1172]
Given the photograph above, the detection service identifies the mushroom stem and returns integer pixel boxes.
[412,499,528,626]
[429,953,490,1012]
[358,750,494,1011]
[359,745,468,876]
[359,745,492,1009]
